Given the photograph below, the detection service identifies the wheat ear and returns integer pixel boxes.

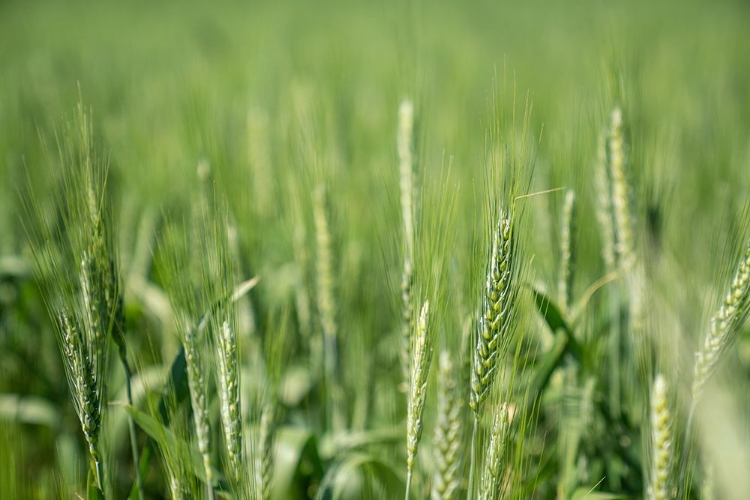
[431,350,462,500]
[692,242,750,400]
[406,301,433,499]
[215,319,244,484]
[558,189,577,314]
[313,184,345,432]
[608,107,636,271]
[594,131,617,272]
[59,308,104,490]
[183,319,213,500]
[648,374,674,500]
[479,404,509,500]
[470,210,514,414]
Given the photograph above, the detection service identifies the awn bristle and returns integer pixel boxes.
[471,211,514,414]
[692,242,750,400]
[648,374,674,500]
[431,350,462,500]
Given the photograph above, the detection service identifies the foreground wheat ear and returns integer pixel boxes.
[58,308,105,490]
[471,209,515,414]
[405,300,433,499]
[183,313,214,499]
[479,403,509,500]
[21,103,129,496]
[692,240,750,401]
[215,318,243,485]
[431,350,462,500]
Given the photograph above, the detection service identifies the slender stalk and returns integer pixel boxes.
[113,286,144,500]
[468,416,479,500]
[405,470,412,500]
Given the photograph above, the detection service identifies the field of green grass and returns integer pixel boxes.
[2,0,750,498]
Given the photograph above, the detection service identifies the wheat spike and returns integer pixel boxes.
[216,319,243,483]
[313,184,345,432]
[432,351,462,500]
[479,404,509,500]
[648,374,674,500]
[59,308,104,489]
[406,301,434,498]
[692,242,750,400]
[256,401,277,500]
[183,319,213,497]
[608,108,636,271]
[559,189,577,313]
[471,211,514,414]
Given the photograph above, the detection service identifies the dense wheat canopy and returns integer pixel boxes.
[2,0,750,499]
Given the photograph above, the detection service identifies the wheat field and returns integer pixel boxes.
[1,0,750,499]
